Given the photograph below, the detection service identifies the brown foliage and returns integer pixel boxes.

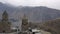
[41,19,60,34]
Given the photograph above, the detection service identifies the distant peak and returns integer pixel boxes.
[0,2,4,5]
[0,2,3,4]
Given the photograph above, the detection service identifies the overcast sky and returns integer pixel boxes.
[0,0,60,9]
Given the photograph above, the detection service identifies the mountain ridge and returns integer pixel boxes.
[0,2,60,22]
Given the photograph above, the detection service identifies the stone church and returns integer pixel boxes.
[0,10,11,33]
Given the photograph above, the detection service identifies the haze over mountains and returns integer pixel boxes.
[0,2,60,24]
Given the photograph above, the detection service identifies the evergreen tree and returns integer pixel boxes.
[2,10,8,21]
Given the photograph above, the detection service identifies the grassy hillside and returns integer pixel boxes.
[40,19,60,34]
